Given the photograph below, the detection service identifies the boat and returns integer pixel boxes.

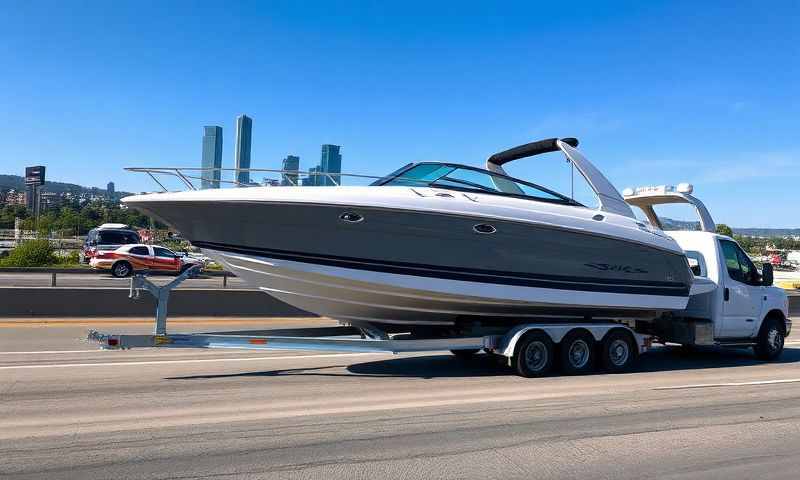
[122,138,694,333]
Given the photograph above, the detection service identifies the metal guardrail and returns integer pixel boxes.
[0,267,236,288]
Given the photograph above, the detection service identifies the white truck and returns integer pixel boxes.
[87,184,790,378]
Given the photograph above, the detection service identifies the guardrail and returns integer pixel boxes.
[0,267,236,288]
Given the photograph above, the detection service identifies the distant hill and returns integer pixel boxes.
[659,217,798,237]
[733,227,800,237]
[0,174,130,197]
[660,217,701,231]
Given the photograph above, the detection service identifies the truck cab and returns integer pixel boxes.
[624,184,790,358]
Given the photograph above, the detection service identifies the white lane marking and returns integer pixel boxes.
[0,350,104,355]
[655,378,800,390]
[0,352,387,370]
[0,349,272,356]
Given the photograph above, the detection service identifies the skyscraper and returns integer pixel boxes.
[319,144,342,186]
[107,182,115,198]
[25,186,38,214]
[303,166,320,186]
[201,126,223,189]
[281,155,300,186]
[234,115,253,185]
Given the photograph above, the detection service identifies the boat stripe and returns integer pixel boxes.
[194,241,690,297]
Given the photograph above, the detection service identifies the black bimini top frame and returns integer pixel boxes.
[487,137,579,167]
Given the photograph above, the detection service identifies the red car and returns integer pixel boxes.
[90,244,205,277]
[80,224,141,264]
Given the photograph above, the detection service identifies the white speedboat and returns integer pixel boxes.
[123,138,693,332]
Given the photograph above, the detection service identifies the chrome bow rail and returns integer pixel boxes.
[125,167,388,192]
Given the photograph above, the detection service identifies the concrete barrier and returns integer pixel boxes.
[1,287,797,318]
[0,287,311,317]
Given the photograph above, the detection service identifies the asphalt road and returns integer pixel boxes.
[0,272,249,289]
[3,318,800,480]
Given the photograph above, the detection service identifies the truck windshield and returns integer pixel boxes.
[379,163,579,205]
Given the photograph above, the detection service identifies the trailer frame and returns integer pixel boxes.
[86,268,653,377]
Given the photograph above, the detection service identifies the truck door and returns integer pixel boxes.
[719,239,762,338]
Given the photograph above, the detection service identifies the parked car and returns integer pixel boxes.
[80,223,141,264]
[90,244,205,277]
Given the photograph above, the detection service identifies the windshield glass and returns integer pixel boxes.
[379,163,578,205]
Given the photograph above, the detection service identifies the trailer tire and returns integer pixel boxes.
[600,329,638,373]
[111,261,133,278]
[559,329,596,375]
[514,331,554,378]
[754,317,785,361]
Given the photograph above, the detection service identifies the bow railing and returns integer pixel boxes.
[124,167,390,192]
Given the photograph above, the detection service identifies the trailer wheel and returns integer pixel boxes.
[600,329,637,373]
[514,331,554,378]
[754,317,785,361]
[112,261,133,278]
[559,329,596,375]
[451,349,480,360]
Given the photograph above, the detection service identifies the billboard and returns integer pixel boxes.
[25,166,46,186]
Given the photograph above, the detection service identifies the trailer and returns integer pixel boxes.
[87,265,652,377]
[87,184,790,377]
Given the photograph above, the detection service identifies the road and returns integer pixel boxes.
[0,272,249,289]
[3,318,800,479]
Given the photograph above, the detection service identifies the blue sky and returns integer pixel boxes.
[1,1,798,227]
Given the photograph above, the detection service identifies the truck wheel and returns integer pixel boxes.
[514,331,554,378]
[559,329,596,375]
[754,317,785,361]
[451,349,480,360]
[600,329,638,373]
[112,261,133,278]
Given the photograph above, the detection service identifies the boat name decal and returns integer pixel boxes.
[584,263,649,274]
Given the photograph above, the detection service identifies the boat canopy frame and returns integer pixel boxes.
[486,138,636,219]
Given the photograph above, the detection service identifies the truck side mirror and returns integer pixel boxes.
[761,263,774,286]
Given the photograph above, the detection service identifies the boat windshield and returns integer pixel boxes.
[377,163,580,205]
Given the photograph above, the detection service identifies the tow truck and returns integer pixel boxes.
[87,184,790,377]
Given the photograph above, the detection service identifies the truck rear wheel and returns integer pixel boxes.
[559,329,595,375]
[514,331,554,378]
[754,317,785,361]
[600,329,638,373]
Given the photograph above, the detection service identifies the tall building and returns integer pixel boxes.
[303,166,320,186]
[234,115,253,185]
[25,186,38,214]
[107,182,115,198]
[319,144,342,186]
[201,126,223,189]
[281,155,300,186]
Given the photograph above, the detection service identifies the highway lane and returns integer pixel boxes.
[3,319,800,479]
[0,272,249,289]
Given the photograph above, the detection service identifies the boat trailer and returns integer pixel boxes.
[87,266,651,377]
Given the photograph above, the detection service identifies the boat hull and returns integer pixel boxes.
[128,197,692,327]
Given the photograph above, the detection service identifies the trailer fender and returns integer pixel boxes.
[497,323,632,358]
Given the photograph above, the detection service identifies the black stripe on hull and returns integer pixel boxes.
[195,241,691,297]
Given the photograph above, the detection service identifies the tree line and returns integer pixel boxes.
[0,199,157,236]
